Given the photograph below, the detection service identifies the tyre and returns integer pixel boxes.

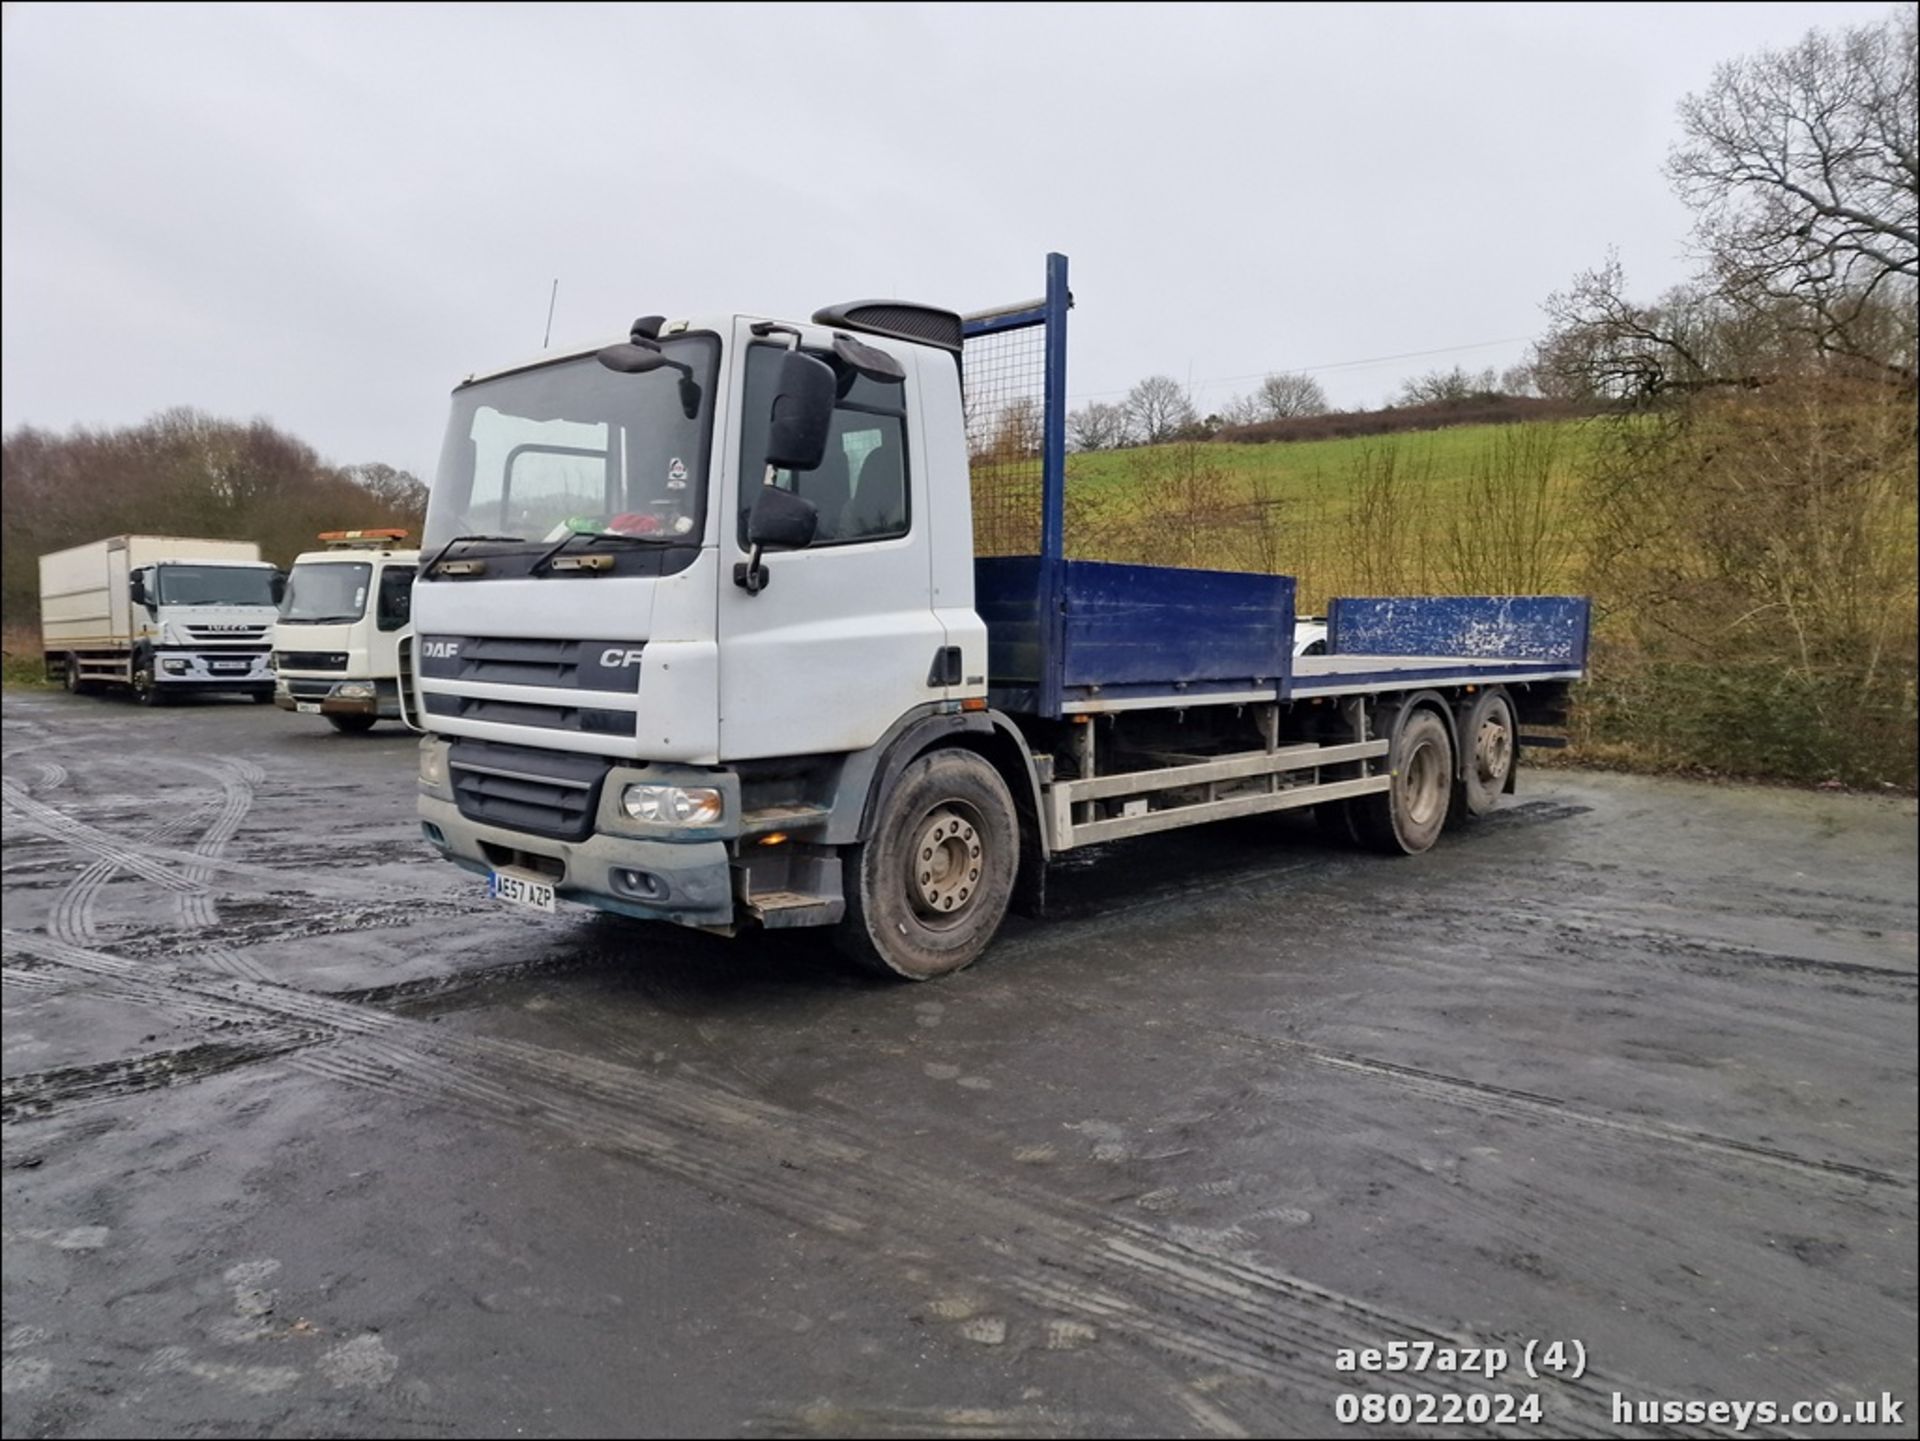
[836,748,1018,981]
[1354,706,1453,855]
[327,714,378,733]
[62,654,88,696]
[1314,797,1363,847]
[251,690,276,705]
[1456,689,1516,819]
[132,662,168,707]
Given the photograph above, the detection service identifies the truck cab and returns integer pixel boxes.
[273,530,419,733]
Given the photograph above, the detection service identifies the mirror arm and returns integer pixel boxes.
[734,547,770,595]
[733,462,781,595]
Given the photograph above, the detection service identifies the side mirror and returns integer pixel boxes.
[129,573,149,607]
[271,571,288,605]
[735,483,820,597]
[596,341,704,419]
[747,486,819,552]
[766,352,837,472]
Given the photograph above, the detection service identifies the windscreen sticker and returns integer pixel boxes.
[666,457,688,489]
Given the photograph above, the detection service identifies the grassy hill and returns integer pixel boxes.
[1011,420,1594,615]
[976,405,1915,790]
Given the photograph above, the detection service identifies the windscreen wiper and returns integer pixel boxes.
[528,528,682,575]
[423,534,525,575]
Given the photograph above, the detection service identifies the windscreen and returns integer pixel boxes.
[279,562,371,624]
[156,565,277,607]
[425,336,721,551]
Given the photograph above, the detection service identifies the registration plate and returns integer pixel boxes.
[296,702,322,715]
[212,663,249,673]
[488,868,556,914]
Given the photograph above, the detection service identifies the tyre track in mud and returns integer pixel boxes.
[36,755,279,983]
[1,1025,325,1123]
[3,929,1753,1439]
[1034,984,1913,1194]
[0,775,460,902]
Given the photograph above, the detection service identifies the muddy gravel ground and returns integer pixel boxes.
[2,688,1915,1439]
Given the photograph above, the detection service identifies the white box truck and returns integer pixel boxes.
[272,529,419,733]
[39,535,281,705]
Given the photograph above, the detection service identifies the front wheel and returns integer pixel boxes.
[326,714,378,733]
[835,749,1018,981]
[132,662,167,707]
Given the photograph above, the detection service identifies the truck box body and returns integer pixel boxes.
[40,535,278,702]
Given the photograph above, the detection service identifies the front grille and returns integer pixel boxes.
[449,739,608,842]
[415,635,643,693]
[424,692,637,737]
[276,650,348,672]
[185,625,271,642]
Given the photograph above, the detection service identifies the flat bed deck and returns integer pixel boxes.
[1286,652,1586,697]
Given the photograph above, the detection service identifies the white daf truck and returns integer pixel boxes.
[40,535,280,705]
[413,254,1587,979]
[273,530,419,733]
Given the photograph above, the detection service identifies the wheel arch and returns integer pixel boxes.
[1374,688,1458,768]
[834,706,1048,917]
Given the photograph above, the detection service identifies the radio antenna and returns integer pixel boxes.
[543,278,559,348]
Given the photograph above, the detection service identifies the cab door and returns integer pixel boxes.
[716,322,945,760]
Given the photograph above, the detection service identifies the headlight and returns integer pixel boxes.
[161,658,189,673]
[621,784,723,826]
[419,744,444,786]
[335,682,375,699]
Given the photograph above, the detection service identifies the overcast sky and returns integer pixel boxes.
[2,1,1896,477]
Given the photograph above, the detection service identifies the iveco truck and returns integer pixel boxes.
[273,530,419,733]
[40,535,279,705]
[413,254,1587,979]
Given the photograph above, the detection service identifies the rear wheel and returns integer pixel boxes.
[327,714,378,734]
[62,654,89,695]
[836,749,1018,981]
[1456,689,1516,818]
[1355,707,1453,855]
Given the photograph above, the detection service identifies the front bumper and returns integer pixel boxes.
[419,793,735,928]
[276,676,400,718]
[155,650,274,688]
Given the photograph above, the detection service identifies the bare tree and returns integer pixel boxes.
[1067,400,1131,451]
[345,461,429,520]
[1216,392,1264,428]
[1394,365,1498,407]
[1257,371,1330,419]
[989,396,1043,458]
[1498,362,1540,398]
[1669,6,1918,373]
[1124,375,1196,445]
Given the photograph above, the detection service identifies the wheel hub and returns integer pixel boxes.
[1475,717,1512,785]
[910,807,982,920]
[1401,740,1446,827]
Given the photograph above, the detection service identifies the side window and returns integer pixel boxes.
[376,566,415,632]
[738,344,910,547]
